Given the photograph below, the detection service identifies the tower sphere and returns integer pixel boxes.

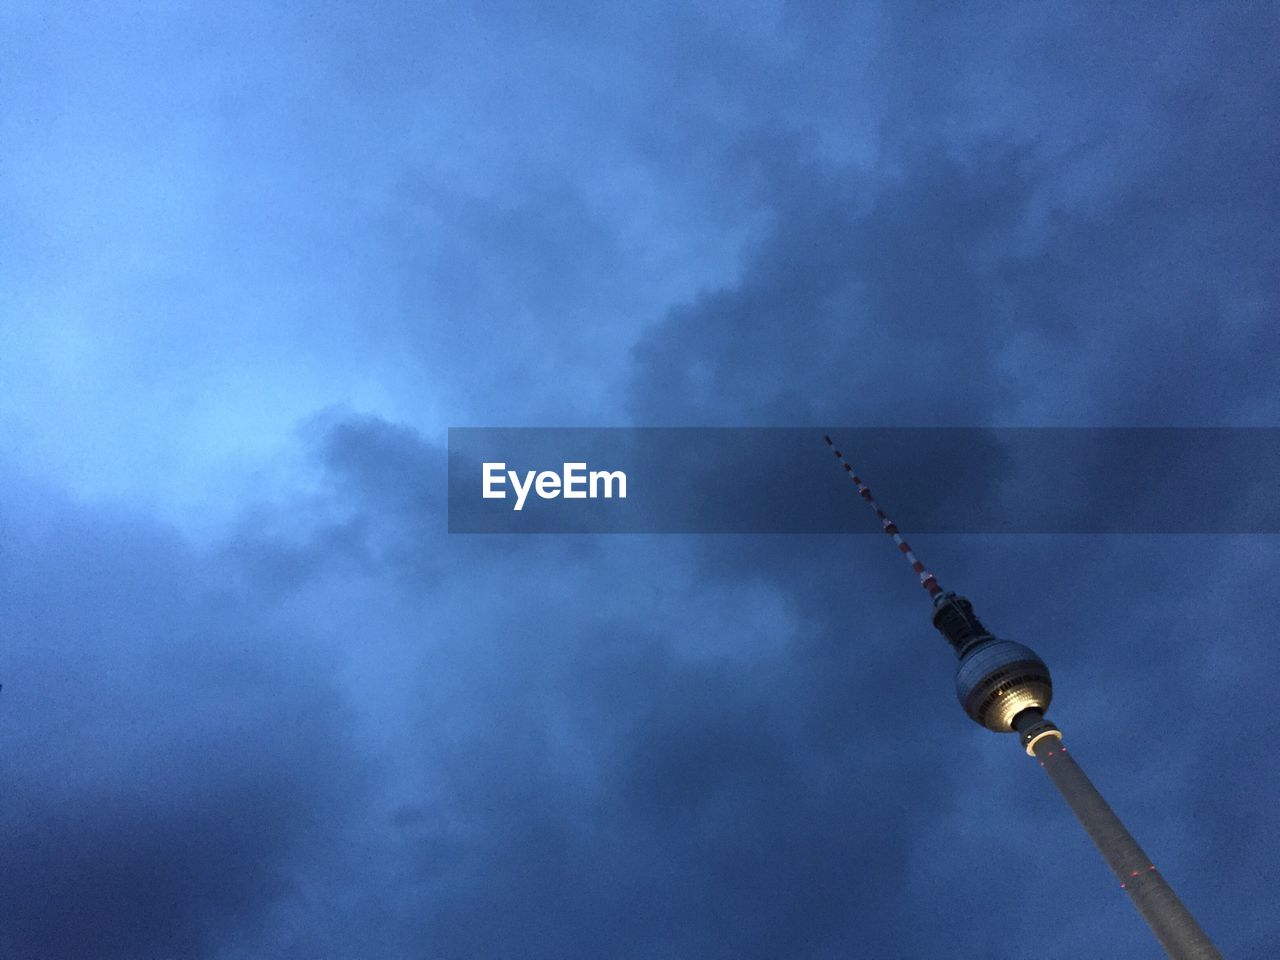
[954,639,1053,732]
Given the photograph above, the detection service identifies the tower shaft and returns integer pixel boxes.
[1016,713,1223,960]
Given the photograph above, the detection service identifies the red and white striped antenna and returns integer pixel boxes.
[824,434,943,598]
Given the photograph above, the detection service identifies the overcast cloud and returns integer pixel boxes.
[1,3,1277,958]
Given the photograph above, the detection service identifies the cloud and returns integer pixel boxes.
[0,471,373,959]
[252,416,1278,959]
[2,3,1277,958]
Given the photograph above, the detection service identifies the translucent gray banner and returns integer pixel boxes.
[447,428,1280,533]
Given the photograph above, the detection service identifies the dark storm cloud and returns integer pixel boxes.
[0,471,374,960]
[627,3,1279,428]
[4,2,1278,960]
[602,5,1280,957]
[256,417,1275,960]
[5,427,1273,960]
[625,140,1041,425]
[282,418,969,960]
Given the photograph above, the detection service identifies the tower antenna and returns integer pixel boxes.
[824,433,1222,960]
[824,435,942,597]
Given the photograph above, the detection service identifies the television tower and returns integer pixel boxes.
[823,435,1222,960]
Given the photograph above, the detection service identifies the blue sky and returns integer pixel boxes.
[1,3,1277,958]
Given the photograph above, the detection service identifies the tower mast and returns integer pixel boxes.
[824,435,1222,960]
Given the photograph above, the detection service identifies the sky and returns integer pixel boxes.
[1,2,1278,958]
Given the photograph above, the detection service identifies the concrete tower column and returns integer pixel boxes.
[1014,711,1223,960]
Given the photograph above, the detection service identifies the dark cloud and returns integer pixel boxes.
[0,473,373,959]
[5,413,1276,960]
[627,5,1279,429]
[2,3,1277,959]
[250,418,1273,960]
